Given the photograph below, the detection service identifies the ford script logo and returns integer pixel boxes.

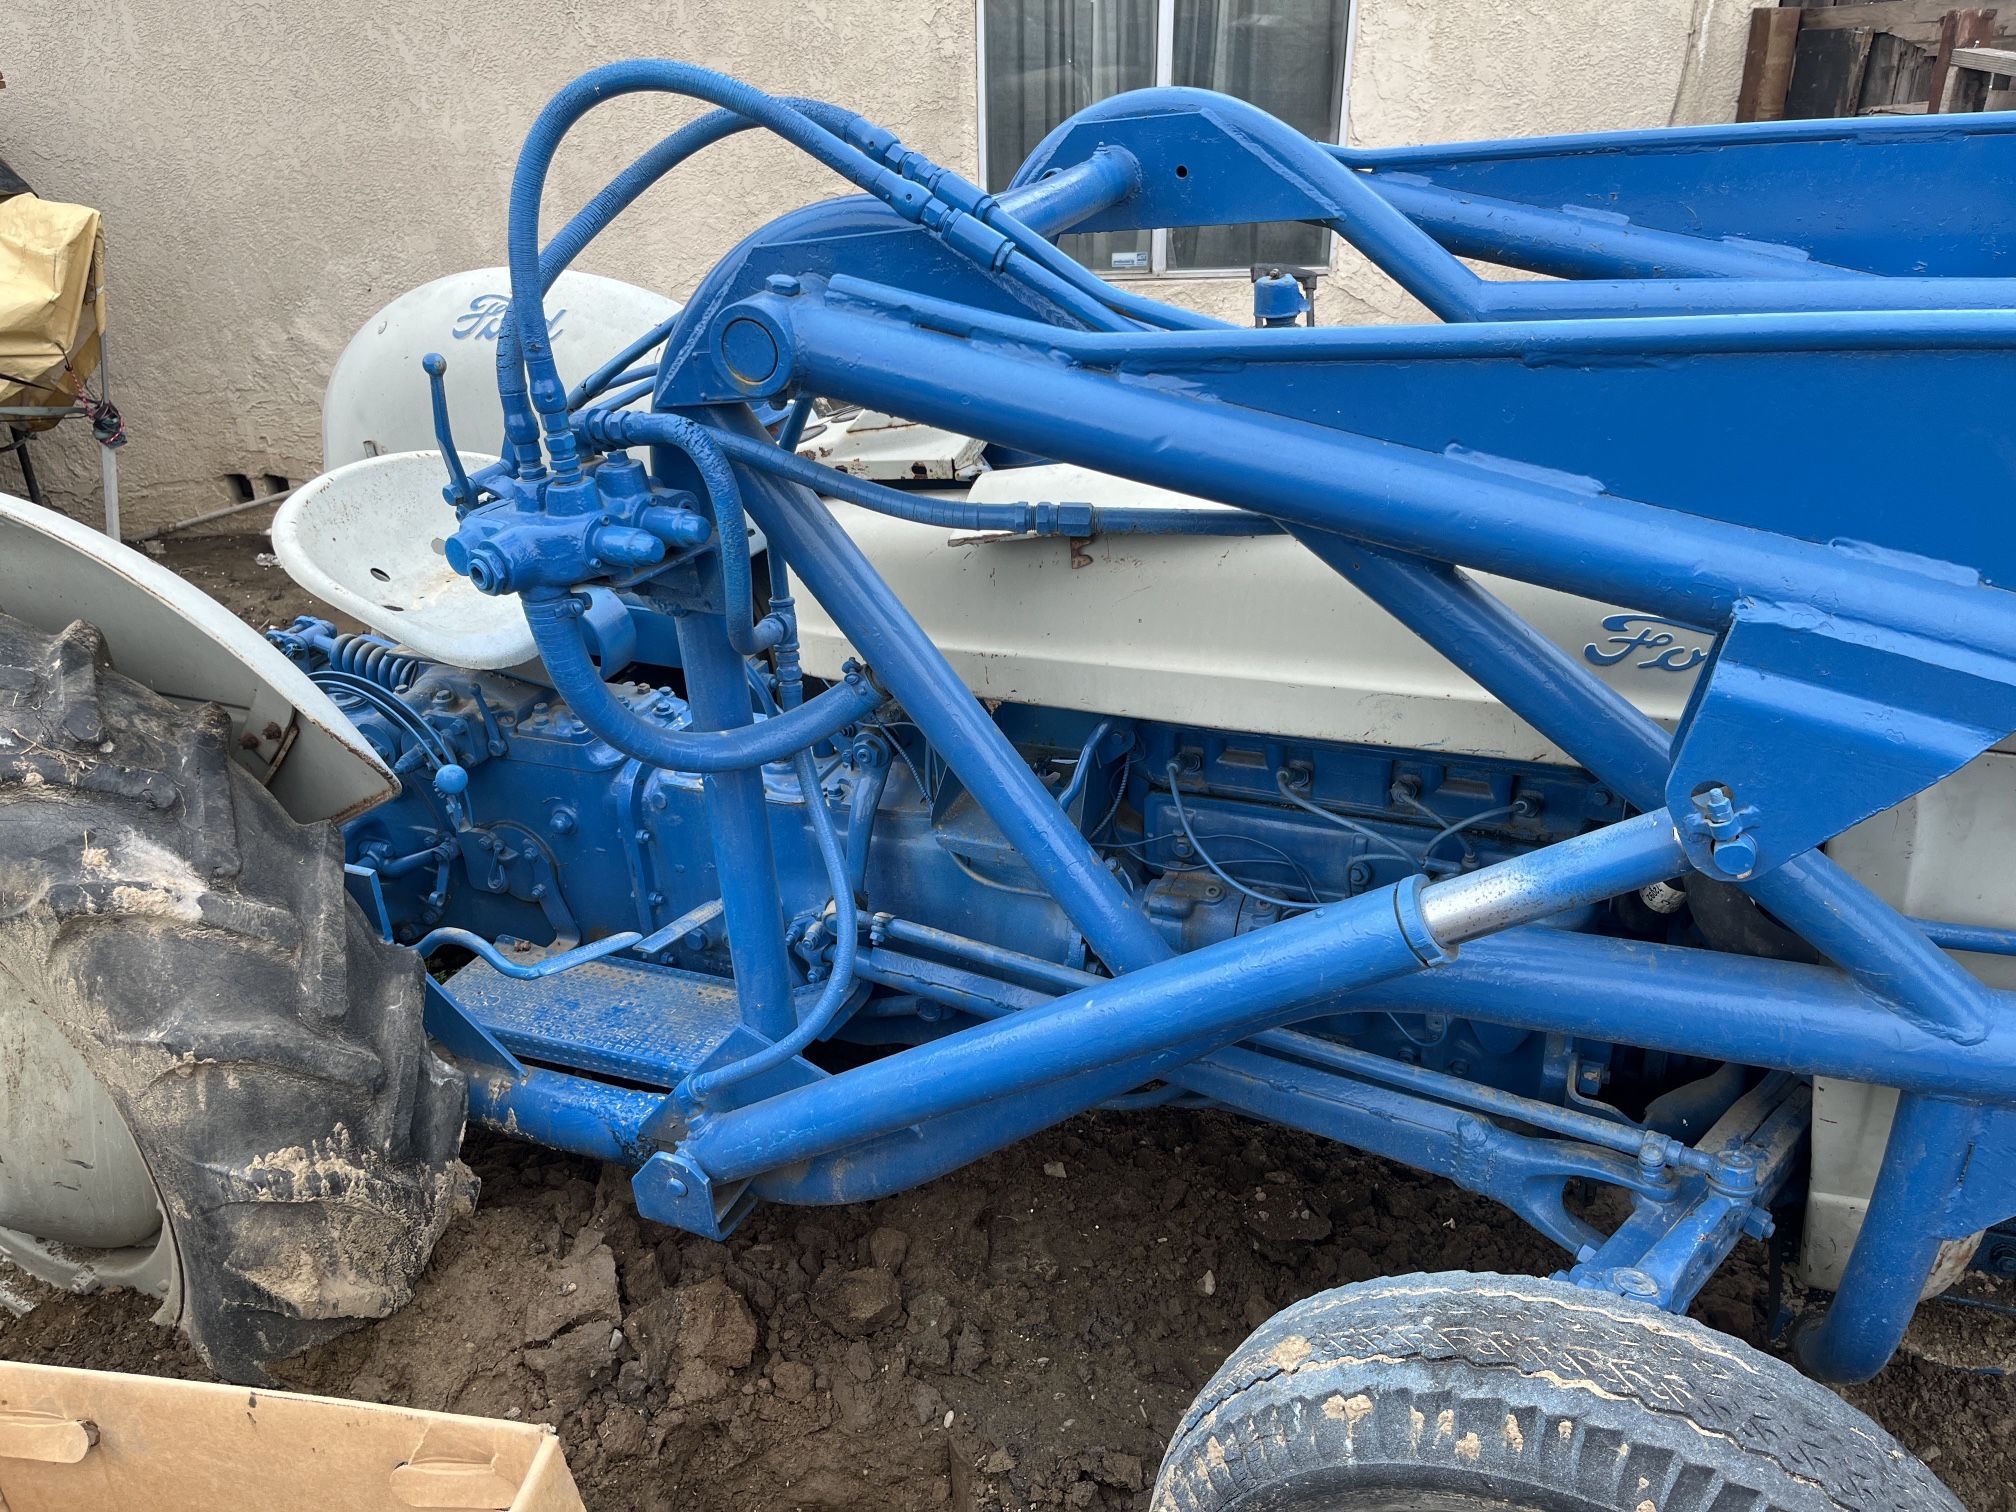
[1583,614,1709,673]
[450,293,567,343]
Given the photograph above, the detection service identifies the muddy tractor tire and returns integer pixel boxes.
[1153,1270,1956,1512]
[0,610,473,1381]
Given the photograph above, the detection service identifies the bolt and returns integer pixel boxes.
[1637,1133,1669,1177]
[1695,785,1736,825]
[634,828,652,845]
[1172,838,1194,858]
[1612,1268,1661,1303]
[1713,831,1759,879]
[1202,883,1224,903]
[1709,1148,1760,1199]
[764,273,803,297]
[1346,861,1374,890]
[549,809,576,835]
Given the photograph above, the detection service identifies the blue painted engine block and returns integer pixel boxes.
[277,615,1707,1124]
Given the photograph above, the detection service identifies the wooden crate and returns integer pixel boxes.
[0,1362,587,1512]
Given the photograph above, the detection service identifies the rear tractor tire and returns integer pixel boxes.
[1154,1270,1956,1512]
[0,610,474,1380]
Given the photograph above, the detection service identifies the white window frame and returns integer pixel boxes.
[975,0,1357,279]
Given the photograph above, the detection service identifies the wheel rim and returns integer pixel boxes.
[0,980,181,1318]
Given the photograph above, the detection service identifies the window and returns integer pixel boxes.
[978,0,1351,276]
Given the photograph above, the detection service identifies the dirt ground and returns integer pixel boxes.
[3,533,2012,1511]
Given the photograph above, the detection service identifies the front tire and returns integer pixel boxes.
[0,612,474,1380]
[1153,1270,1955,1512]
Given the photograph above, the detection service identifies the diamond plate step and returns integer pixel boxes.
[444,954,756,1089]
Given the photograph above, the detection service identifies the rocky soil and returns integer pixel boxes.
[7,1112,2013,1511]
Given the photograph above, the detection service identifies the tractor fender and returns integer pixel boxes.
[0,490,394,824]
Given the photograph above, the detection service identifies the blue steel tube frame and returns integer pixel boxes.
[736,288,2016,670]
[668,815,1684,1192]
[1286,534,1995,1378]
[717,411,1172,976]
[1297,538,1993,1044]
[454,63,2016,1383]
[1797,1095,1981,1382]
[709,294,2015,1376]
[669,566,797,1040]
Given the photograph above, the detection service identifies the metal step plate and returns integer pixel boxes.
[443,955,750,1089]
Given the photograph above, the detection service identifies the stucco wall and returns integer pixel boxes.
[3,0,1747,531]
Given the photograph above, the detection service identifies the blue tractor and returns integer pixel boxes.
[6,61,2016,1507]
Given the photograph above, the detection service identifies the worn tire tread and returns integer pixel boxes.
[0,609,473,1381]
[1153,1270,1957,1512]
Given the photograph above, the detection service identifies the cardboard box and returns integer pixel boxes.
[0,1361,585,1511]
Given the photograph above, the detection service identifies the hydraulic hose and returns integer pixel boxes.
[684,747,860,1100]
[597,408,782,655]
[899,151,1225,334]
[504,62,1207,483]
[497,95,869,473]
[506,62,953,480]
[414,926,642,981]
[721,424,1279,537]
[591,409,1277,539]
[524,591,882,772]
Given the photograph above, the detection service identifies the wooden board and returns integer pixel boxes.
[1796,0,1993,46]
[1949,41,2016,69]
[1739,6,1808,119]
[1930,6,2000,108]
[1786,24,1877,114]
[1857,29,1933,107]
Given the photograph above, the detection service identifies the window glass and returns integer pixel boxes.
[980,0,1348,276]
[982,0,1158,273]
[1168,0,1346,270]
